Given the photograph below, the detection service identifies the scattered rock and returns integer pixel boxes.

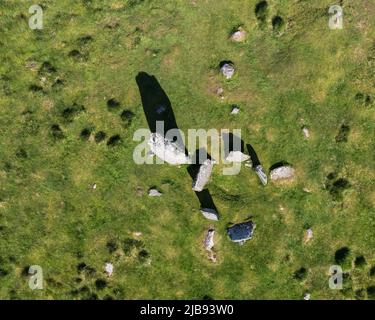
[192,159,214,192]
[204,229,215,251]
[270,165,295,181]
[148,132,191,165]
[302,126,310,139]
[92,183,97,190]
[104,263,113,276]
[216,87,224,96]
[303,187,311,193]
[227,221,255,244]
[254,165,268,185]
[200,208,219,221]
[230,27,247,42]
[148,188,162,197]
[303,293,311,300]
[304,228,313,243]
[225,151,250,163]
[231,106,240,114]
[220,62,235,79]
[133,231,143,238]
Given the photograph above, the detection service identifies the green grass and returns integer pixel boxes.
[0,0,374,299]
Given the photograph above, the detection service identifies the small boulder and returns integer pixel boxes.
[200,208,219,221]
[225,151,250,163]
[302,126,310,139]
[104,263,113,276]
[148,188,162,197]
[304,228,313,243]
[270,165,295,181]
[204,229,215,251]
[230,27,247,42]
[220,63,235,79]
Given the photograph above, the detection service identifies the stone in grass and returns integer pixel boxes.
[225,151,250,163]
[148,188,162,197]
[230,27,247,42]
[200,208,219,221]
[231,106,240,114]
[302,126,310,139]
[148,132,190,165]
[270,165,295,182]
[304,228,313,243]
[192,159,214,192]
[104,263,113,276]
[303,293,311,300]
[255,165,268,186]
[204,229,215,251]
[227,220,255,244]
[220,62,235,79]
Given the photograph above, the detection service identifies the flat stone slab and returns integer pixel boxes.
[200,208,219,221]
[270,166,295,181]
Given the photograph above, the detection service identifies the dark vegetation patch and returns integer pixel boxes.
[107,135,121,147]
[106,240,118,253]
[369,265,375,277]
[77,35,94,46]
[68,49,85,60]
[334,247,350,264]
[29,84,44,93]
[325,173,350,201]
[95,279,108,290]
[293,267,307,280]
[38,61,57,76]
[355,289,365,300]
[50,124,65,140]
[94,131,107,143]
[16,148,28,159]
[107,98,121,111]
[61,104,85,122]
[120,109,135,126]
[354,255,366,268]
[80,128,92,140]
[367,286,375,299]
[355,92,372,107]
[255,1,268,27]
[335,123,350,142]
[272,16,284,31]
[138,249,150,262]
[123,238,144,255]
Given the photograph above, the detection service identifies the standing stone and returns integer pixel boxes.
[204,229,215,251]
[148,132,190,165]
[270,166,295,181]
[220,63,235,79]
[192,159,213,192]
[200,208,219,221]
[255,165,268,186]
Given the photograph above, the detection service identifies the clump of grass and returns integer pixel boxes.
[138,249,150,262]
[61,104,85,122]
[367,286,375,299]
[95,279,108,290]
[272,16,284,31]
[50,124,65,140]
[107,98,120,111]
[354,255,366,268]
[335,124,350,142]
[120,109,135,126]
[106,240,118,253]
[80,128,92,141]
[123,238,144,256]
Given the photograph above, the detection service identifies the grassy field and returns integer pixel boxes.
[0,0,374,300]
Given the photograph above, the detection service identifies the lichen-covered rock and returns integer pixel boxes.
[192,159,213,192]
[200,208,219,221]
[270,166,295,181]
[230,27,247,42]
[204,229,215,251]
[255,165,268,186]
[220,63,235,79]
[225,151,250,163]
[148,132,190,165]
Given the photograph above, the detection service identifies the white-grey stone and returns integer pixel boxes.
[200,208,219,221]
[148,132,191,165]
[302,126,310,139]
[104,263,113,276]
[204,229,215,251]
[230,28,247,42]
[304,293,311,300]
[148,188,162,197]
[192,159,213,192]
[270,166,295,181]
[225,151,250,163]
[255,165,268,186]
[220,63,235,79]
[306,228,313,242]
[231,106,240,114]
